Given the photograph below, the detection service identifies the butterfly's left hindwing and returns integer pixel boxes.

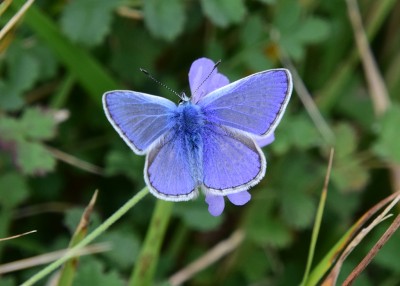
[103,90,176,155]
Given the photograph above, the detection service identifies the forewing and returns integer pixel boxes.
[198,69,292,136]
[103,90,176,154]
[145,132,198,201]
[202,125,266,195]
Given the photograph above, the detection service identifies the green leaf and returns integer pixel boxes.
[240,15,265,46]
[295,17,330,44]
[110,21,163,84]
[272,113,321,154]
[16,141,56,175]
[6,43,40,92]
[60,0,118,47]
[331,160,369,192]
[0,116,23,142]
[174,200,223,231]
[238,245,270,281]
[333,123,357,158]
[0,172,29,207]
[20,107,56,140]
[0,82,24,111]
[247,215,292,247]
[281,190,316,229]
[373,104,400,164]
[257,0,275,4]
[201,0,246,27]
[104,148,145,182]
[73,259,124,286]
[144,0,186,41]
[101,230,141,269]
[11,0,120,105]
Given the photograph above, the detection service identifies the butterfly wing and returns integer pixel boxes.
[145,131,198,201]
[198,69,292,137]
[103,90,176,155]
[202,124,266,195]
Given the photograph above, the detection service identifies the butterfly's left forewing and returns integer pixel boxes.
[198,69,292,137]
[103,90,176,155]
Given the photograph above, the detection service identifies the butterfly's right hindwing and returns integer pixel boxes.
[145,131,199,201]
[103,90,176,155]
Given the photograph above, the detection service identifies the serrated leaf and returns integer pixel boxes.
[0,116,23,142]
[0,82,25,111]
[295,17,330,44]
[331,160,369,192]
[281,191,316,229]
[16,141,56,175]
[373,104,400,164]
[144,0,185,41]
[201,0,246,27]
[0,172,29,207]
[334,123,357,158]
[240,15,265,46]
[247,215,292,247]
[60,0,118,47]
[290,114,321,149]
[73,259,124,286]
[20,107,56,140]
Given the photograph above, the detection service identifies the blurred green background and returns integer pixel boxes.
[1,0,400,285]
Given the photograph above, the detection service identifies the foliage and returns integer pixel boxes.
[1,0,400,285]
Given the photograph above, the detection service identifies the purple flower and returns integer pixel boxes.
[188,58,275,216]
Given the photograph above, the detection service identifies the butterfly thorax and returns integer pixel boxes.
[172,102,205,185]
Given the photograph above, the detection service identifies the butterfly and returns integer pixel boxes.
[103,58,292,202]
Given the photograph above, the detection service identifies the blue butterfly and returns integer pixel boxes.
[103,58,292,202]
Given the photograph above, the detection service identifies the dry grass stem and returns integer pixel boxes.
[0,0,35,41]
[345,0,390,116]
[169,229,244,286]
[0,243,111,275]
[322,194,400,285]
[281,56,335,144]
[46,146,104,175]
[0,230,37,242]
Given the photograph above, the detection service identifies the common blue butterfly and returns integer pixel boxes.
[103,58,292,202]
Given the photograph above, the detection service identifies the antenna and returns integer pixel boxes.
[140,68,188,101]
[193,60,222,95]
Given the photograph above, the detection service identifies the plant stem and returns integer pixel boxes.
[129,200,173,286]
[21,187,149,286]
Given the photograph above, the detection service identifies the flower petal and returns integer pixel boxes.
[189,58,229,103]
[255,132,275,148]
[227,191,251,206]
[205,194,225,216]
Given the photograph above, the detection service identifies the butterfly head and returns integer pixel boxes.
[178,92,190,105]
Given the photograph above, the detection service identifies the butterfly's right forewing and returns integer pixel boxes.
[103,90,176,155]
